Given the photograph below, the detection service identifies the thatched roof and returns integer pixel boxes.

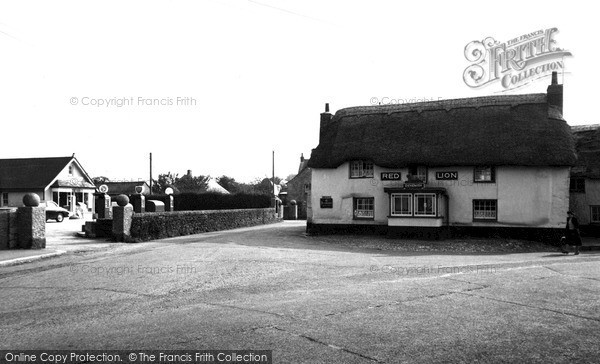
[308,94,576,168]
[571,124,600,178]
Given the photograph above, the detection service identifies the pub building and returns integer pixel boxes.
[306,72,576,240]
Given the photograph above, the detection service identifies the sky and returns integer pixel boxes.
[1,0,597,184]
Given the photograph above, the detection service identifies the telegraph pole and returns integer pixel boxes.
[272,150,275,197]
[149,152,153,194]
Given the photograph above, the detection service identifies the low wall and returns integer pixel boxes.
[0,208,18,250]
[130,208,280,241]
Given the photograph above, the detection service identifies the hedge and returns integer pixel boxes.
[146,192,271,211]
[130,207,280,241]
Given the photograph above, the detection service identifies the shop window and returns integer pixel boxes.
[354,197,374,219]
[591,206,600,223]
[473,199,497,221]
[408,166,428,183]
[391,193,412,216]
[474,166,495,183]
[570,178,585,193]
[414,193,436,216]
[350,161,374,178]
[1,193,8,206]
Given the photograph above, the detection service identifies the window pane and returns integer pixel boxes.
[355,197,374,218]
[392,194,412,215]
[363,162,374,177]
[350,161,361,177]
[474,167,493,182]
[591,206,600,223]
[414,194,435,216]
[416,166,427,182]
[474,200,497,220]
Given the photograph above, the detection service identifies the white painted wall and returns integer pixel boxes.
[2,191,45,207]
[310,163,570,229]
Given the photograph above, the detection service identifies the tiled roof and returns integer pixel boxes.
[0,157,73,190]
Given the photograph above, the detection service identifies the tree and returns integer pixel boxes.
[175,174,210,193]
[152,172,179,194]
[216,175,240,193]
[252,177,283,196]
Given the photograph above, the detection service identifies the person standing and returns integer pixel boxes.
[566,211,582,255]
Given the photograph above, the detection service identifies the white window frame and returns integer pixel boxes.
[350,160,374,178]
[473,199,497,221]
[354,197,374,219]
[391,193,413,216]
[1,193,8,206]
[414,193,436,216]
[591,205,600,223]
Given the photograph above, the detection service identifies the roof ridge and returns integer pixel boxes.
[570,124,600,132]
[0,156,73,162]
[336,93,547,118]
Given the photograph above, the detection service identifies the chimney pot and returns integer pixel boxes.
[187,170,192,177]
[325,103,329,113]
[551,71,558,85]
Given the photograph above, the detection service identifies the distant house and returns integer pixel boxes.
[307,73,576,239]
[207,178,230,194]
[0,155,96,212]
[569,124,600,234]
[285,154,311,219]
[101,181,151,197]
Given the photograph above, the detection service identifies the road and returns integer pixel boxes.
[1,221,599,363]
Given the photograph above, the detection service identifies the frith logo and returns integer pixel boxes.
[463,28,572,91]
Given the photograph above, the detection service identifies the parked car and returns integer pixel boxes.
[41,201,70,222]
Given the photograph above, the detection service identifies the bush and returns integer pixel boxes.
[130,208,280,241]
[149,192,271,211]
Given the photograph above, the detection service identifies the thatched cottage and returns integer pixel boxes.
[306,73,576,239]
[569,124,600,234]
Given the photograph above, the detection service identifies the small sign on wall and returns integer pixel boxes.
[381,172,402,181]
[320,196,333,208]
[436,171,458,180]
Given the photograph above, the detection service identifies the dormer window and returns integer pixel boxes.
[474,166,495,183]
[350,161,374,178]
[408,166,428,183]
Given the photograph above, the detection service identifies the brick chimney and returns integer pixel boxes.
[300,153,304,162]
[547,71,563,115]
[319,103,333,144]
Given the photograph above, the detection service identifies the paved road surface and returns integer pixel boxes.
[1,221,599,363]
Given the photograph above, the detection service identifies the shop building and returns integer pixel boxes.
[307,74,576,239]
[0,155,96,212]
